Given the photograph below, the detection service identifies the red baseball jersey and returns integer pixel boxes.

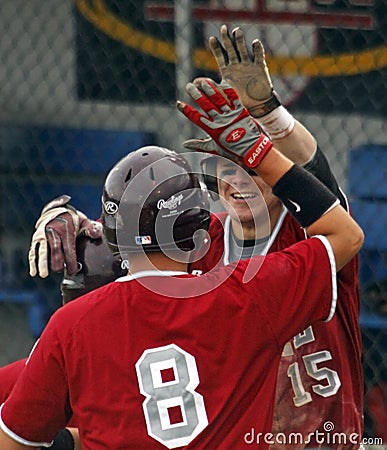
[0,237,336,449]
[0,359,27,405]
[191,210,363,449]
[0,360,78,428]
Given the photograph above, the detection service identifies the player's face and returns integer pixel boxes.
[216,160,280,226]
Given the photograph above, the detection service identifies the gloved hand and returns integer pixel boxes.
[183,136,220,155]
[176,78,273,168]
[28,195,103,278]
[209,25,281,117]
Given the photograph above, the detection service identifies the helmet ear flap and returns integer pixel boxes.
[200,156,219,202]
[60,234,127,303]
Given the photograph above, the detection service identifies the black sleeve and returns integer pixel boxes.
[302,146,347,210]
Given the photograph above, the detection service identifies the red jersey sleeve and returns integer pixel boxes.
[0,317,71,445]
[0,359,27,404]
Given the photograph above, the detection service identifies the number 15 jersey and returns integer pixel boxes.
[191,211,363,449]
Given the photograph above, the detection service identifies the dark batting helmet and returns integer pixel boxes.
[200,155,219,201]
[60,233,128,304]
[101,146,211,254]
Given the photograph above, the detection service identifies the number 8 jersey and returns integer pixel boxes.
[1,237,337,449]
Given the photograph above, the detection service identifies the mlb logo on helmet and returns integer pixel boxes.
[135,236,152,245]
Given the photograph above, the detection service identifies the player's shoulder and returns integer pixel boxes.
[53,281,120,330]
[280,213,358,279]
[268,235,331,268]
[210,211,228,225]
[208,211,228,234]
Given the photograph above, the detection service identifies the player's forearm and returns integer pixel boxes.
[252,104,316,166]
[269,119,317,166]
[252,147,293,187]
[257,108,346,206]
[306,206,364,270]
[0,428,28,449]
[67,428,82,450]
[302,146,348,209]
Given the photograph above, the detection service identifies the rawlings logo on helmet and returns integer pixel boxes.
[157,194,184,211]
[104,201,118,215]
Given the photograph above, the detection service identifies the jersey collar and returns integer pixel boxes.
[115,270,188,283]
[223,206,288,266]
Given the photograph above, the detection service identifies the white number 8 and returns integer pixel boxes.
[136,343,208,449]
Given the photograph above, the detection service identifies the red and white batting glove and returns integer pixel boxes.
[28,195,103,278]
[176,78,273,168]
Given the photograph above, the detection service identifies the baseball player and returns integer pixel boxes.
[0,91,363,448]
[0,233,124,444]
[183,26,364,449]
[0,25,364,449]
[0,202,126,426]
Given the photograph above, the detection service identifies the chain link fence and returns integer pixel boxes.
[0,0,386,443]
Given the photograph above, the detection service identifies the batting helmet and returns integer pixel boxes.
[60,234,127,304]
[101,146,211,254]
[200,155,219,201]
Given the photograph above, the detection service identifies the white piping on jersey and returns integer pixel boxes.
[323,198,340,215]
[340,186,350,212]
[312,235,337,322]
[223,206,288,266]
[115,270,188,283]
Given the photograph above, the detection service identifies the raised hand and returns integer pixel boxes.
[182,136,221,155]
[209,25,281,117]
[177,78,272,168]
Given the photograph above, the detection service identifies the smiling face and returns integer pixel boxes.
[216,159,281,239]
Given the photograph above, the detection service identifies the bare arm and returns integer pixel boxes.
[0,429,28,450]
[269,120,316,165]
[67,428,82,450]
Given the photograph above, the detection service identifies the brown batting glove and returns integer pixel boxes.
[28,195,103,278]
[209,24,281,117]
